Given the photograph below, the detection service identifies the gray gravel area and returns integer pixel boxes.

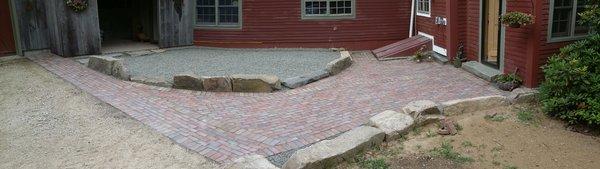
[121,47,340,82]
[0,59,218,169]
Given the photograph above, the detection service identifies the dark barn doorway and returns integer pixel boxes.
[98,0,159,53]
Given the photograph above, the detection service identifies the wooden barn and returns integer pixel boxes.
[2,0,594,87]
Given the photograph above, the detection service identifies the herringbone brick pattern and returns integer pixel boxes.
[27,51,505,163]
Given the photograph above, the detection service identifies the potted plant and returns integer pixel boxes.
[453,42,466,68]
[500,12,534,28]
[494,73,523,91]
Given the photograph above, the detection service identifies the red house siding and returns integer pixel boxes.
[464,0,480,61]
[194,0,411,50]
[504,0,535,86]
[415,0,446,50]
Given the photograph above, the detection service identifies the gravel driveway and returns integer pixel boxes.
[122,47,340,82]
[0,58,218,169]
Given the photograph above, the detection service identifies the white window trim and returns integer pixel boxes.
[547,0,591,43]
[301,0,356,20]
[195,0,243,29]
[416,0,431,17]
[418,32,447,56]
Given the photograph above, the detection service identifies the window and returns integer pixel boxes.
[548,0,591,42]
[196,0,241,27]
[301,0,355,19]
[416,0,430,17]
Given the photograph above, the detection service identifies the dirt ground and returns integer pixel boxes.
[0,58,218,169]
[339,105,600,169]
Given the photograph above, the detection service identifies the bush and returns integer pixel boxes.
[539,34,600,125]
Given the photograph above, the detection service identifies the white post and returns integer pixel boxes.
[409,0,416,37]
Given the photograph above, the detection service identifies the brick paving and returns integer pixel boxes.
[27,51,506,163]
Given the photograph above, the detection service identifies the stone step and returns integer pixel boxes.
[461,61,501,81]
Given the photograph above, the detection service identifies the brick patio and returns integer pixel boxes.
[27,51,506,163]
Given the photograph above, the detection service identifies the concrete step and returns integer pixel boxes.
[432,52,449,64]
[462,61,501,81]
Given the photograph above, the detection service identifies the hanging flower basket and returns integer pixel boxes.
[501,11,534,28]
[66,0,88,13]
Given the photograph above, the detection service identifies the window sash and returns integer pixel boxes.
[417,0,430,15]
[548,0,591,42]
[302,0,355,19]
[196,0,241,27]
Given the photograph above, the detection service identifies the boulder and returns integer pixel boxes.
[282,76,310,89]
[367,110,415,141]
[282,126,384,169]
[231,74,282,93]
[201,76,233,92]
[88,56,119,75]
[224,154,279,169]
[111,60,130,80]
[131,76,172,88]
[325,51,353,75]
[442,95,509,116]
[402,100,443,126]
[173,74,204,91]
[509,88,539,104]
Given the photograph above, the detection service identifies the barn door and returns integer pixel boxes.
[157,0,194,48]
[0,0,16,55]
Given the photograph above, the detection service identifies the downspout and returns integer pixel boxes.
[409,0,416,37]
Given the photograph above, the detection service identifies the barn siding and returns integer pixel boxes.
[45,0,101,57]
[158,0,195,48]
[415,0,446,49]
[194,0,411,50]
[13,0,49,50]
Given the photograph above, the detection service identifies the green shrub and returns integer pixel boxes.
[539,34,600,125]
[495,73,523,84]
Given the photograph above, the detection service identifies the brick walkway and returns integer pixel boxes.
[28,51,505,163]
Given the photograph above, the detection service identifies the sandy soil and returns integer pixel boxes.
[0,58,218,169]
[339,105,600,169]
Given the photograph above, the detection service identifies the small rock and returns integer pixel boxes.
[201,76,233,92]
[437,118,457,135]
[225,154,279,169]
[173,73,204,91]
[231,74,281,93]
[367,110,415,141]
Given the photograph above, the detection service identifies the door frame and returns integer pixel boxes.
[478,0,505,71]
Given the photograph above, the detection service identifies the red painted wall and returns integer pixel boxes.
[415,0,446,49]
[194,0,411,50]
[0,0,16,55]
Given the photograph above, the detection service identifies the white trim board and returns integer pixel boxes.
[418,32,447,56]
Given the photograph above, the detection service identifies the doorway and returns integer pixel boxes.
[481,0,503,69]
[98,0,159,53]
[0,0,16,56]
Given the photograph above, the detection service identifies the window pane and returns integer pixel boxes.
[197,0,216,25]
[219,0,239,25]
[329,1,352,15]
[551,0,573,38]
[305,1,327,15]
